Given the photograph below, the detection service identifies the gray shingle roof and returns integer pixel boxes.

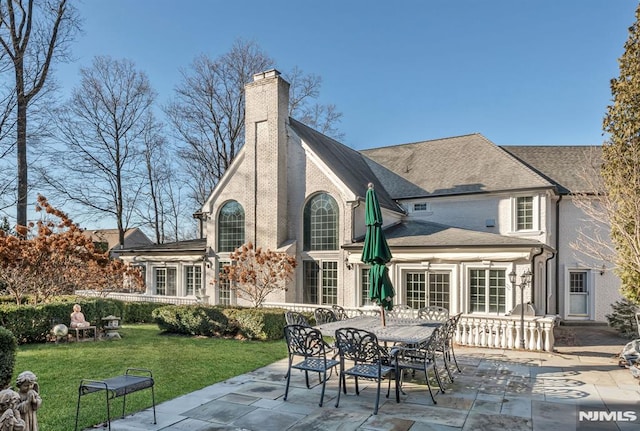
[501,146,602,194]
[119,238,206,254]
[289,118,404,213]
[346,219,544,249]
[360,134,554,198]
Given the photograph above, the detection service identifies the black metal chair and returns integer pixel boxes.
[437,312,462,381]
[285,311,310,326]
[391,327,445,404]
[283,324,339,407]
[331,305,349,320]
[334,327,394,415]
[417,305,449,322]
[314,308,338,325]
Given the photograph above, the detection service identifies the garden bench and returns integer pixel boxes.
[74,368,156,431]
[69,325,98,342]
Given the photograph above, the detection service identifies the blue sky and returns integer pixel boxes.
[57,0,637,150]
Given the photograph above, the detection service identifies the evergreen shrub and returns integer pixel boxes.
[0,326,17,389]
[606,298,640,339]
[152,305,230,336]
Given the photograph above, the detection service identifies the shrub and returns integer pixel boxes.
[152,305,230,336]
[223,307,286,340]
[123,302,165,323]
[0,298,151,344]
[606,298,640,338]
[0,326,17,389]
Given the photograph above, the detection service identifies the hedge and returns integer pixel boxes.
[151,305,288,341]
[152,305,231,336]
[0,326,17,389]
[0,299,165,344]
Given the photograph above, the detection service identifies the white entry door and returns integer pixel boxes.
[568,271,589,317]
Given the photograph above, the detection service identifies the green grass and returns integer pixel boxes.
[12,324,288,430]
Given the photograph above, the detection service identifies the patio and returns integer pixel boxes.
[89,326,640,431]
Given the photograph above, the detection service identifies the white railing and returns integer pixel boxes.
[265,302,558,352]
[72,294,558,351]
[456,315,558,352]
[74,290,201,306]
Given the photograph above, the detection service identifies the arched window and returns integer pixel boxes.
[218,201,245,252]
[304,193,339,251]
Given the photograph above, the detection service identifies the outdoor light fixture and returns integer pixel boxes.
[510,269,532,349]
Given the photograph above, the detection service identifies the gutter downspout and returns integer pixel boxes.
[350,199,361,243]
[554,195,563,315]
[530,247,544,307]
[544,251,556,315]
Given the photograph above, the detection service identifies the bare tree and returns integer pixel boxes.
[570,148,614,265]
[285,66,344,140]
[137,117,192,243]
[43,56,155,248]
[0,0,79,228]
[165,39,344,208]
[165,39,273,207]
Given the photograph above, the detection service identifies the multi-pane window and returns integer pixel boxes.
[361,267,373,306]
[303,193,339,251]
[469,269,506,314]
[516,196,533,230]
[406,272,426,308]
[218,201,245,252]
[428,273,450,309]
[569,272,587,294]
[185,265,202,296]
[404,272,450,309]
[321,262,338,305]
[303,260,338,305]
[413,203,429,212]
[218,261,231,305]
[155,267,176,296]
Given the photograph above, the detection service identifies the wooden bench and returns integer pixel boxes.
[74,368,156,431]
[69,325,98,342]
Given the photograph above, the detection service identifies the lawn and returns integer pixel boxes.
[11,324,288,430]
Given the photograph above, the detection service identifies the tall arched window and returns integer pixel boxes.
[218,201,245,252]
[303,193,339,251]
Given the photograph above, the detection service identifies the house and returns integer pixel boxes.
[120,69,622,333]
[84,228,152,257]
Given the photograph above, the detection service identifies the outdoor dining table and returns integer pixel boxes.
[314,315,441,346]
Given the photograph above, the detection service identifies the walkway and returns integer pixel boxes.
[91,326,640,431]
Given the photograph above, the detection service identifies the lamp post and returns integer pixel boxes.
[509,269,532,349]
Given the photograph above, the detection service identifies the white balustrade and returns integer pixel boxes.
[455,314,558,352]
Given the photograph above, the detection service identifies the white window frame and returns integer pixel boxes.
[511,195,539,233]
[396,263,457,312]
[564,267,594,320]
[154,266,177,296]
[461,263,512,315]
[302,258,339,305]
[184,264,203,296]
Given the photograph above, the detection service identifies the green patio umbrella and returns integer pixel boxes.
[362,183,395,326]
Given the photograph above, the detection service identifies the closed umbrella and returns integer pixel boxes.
[361,183,395,326]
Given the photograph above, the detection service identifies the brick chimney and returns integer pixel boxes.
[243,69,290,249]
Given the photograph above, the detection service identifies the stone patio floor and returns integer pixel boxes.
[83,326,640,431]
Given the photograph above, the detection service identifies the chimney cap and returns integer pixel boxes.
[253,69,281,81]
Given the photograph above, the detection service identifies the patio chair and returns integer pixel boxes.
[331,305,349,320]
[386,304,413,318]
[418,305,449,322]
[285,311,310,327]
[437,313,463,382]
[283,325,339,407]
[314,308,338,325]
[391,327,445,404]
[334,327,395,415]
